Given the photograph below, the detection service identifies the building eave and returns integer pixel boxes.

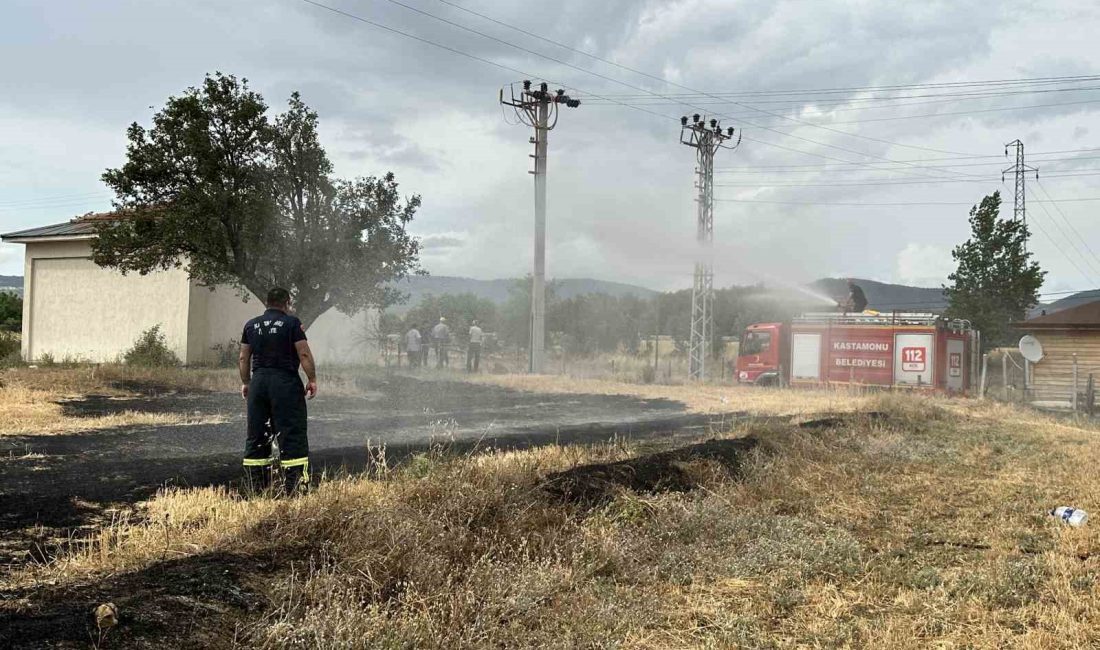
[0,234,98,244]
[1016,324,1100,332]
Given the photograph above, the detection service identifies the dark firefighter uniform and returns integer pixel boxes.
[242,308,310,492]
[848,283,868,312]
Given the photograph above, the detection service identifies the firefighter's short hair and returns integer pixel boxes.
[266,287,291,308]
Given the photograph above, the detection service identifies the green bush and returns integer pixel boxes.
[210,339,241,368]
[0,332,21,367]
[124,325,181,367]
[0,291,20,332]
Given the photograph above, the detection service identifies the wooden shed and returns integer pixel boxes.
[1016,300,1100,403]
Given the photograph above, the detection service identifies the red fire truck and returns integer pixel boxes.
[735,312,979,394]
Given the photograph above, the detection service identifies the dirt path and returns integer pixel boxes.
[0,373,739,566]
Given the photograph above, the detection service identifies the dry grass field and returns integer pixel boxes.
[0,365,235,435]
[4,371,1099,647]
[0,365,372,436]
[470,372,870,416]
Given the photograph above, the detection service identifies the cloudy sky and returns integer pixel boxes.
[2,0,1099,301]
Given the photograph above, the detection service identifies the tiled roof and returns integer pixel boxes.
[1019,300,1100,329]
[0,211,117,241]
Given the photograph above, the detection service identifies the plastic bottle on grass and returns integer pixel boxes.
[1050,507,1088,527]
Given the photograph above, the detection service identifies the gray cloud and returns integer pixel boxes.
[2,0,1100,293]
[420,234,466,251]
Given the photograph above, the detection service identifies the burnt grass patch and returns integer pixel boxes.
[540,437,760,506]
[0,547,307,650]
[797,411,888,430]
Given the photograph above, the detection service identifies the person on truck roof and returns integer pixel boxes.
[843,279,868,313]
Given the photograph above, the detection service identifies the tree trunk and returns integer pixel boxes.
[296,302,333,331]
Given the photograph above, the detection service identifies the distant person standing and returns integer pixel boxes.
[420,324,431,367]
[405,325,422,369]
[431,317,451,368]
[238,287,317,495]
[466,320,484,373]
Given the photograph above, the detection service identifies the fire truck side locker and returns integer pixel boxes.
[783,313,975,394]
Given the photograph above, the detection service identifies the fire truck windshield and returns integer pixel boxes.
[741,331,772,356]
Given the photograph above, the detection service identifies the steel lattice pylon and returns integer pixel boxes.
[680,116,739,381]
[1003,139,1037,250]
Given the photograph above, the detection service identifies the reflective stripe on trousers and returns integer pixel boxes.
[281,456,310,481]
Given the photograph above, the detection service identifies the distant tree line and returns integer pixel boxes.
[378,279,816,356]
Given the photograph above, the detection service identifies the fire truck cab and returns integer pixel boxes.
[736,322,787,386]
[735,312,978,394]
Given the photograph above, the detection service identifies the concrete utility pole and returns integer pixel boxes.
[680,114,739,381]
[1003,139,1039,250]
[501,81,581,373]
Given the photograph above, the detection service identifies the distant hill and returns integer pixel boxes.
[0,275,21,296]
[0,273,958,313]
[389,275,658,309]
[810,278,946,312]
[1040,289,1100,314]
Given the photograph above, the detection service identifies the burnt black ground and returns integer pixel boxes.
[0,372,740,567]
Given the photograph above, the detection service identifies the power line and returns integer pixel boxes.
[714,170,1100,188]
[303,0,944,182]
[1034,178,1100,276]
[298,0,547,81]
[807,98,1100,127]
[714,197,1100,206]
[0,200,114,213]
[300,0,1100,274]
[607,96,1100,129]
[0,192,110,209]
[585,74,1100,98]
[715,148,1100,170]
[415,0,994,165]
[300,0,1098,186]
[582,84,1100,106]
[717,156,1100,174]
[297,0,682,125]
[1026,203,1099,286]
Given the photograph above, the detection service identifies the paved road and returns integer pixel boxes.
[0,374,735,564]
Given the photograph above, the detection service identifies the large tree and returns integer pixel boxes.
[96,73,421,327]
[944,191,1045,349]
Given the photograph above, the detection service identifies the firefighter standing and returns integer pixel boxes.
[239,287,318,494]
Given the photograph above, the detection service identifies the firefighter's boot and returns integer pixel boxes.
[244,464,273,496]
[283,464,307,496]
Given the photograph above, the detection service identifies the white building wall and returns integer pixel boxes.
[17,237,380,366]
[186,283,258,365]
[196,284,380,366]
[22,239,191,362]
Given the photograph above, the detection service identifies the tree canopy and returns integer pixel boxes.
[0,292,20,332]
[96,73,421,327]
[944,191,1045,349]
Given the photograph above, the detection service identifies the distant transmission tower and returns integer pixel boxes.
[1003,139,1039,250]
[501,80,581,374]
[680,114,739,381]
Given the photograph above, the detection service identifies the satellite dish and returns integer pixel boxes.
[1019,335,1044,363]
